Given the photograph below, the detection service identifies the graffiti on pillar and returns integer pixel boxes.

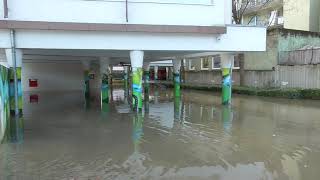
[9,67,23,114]
[132,68,143,111]
[173,73,181,97]
[0,65,10,143]
[222,68,232,105]
[84,70,90,99]
[101,73,109,104]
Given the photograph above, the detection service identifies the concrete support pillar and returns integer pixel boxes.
[173,60,181,97]
[123,66,129,97]
[154,66,158,81]
[100,57,110,105]
[0,63,11,142]
[221,54,234,105]
[165,67,169,81]
[143,62,150,112]
[130,50,144,111]
[5,48,23,115]
[81,60,91,100]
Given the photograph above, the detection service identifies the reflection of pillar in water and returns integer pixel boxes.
[222,106,233,132]
[174,96,181,121]
[132,113,144,153]
[8,116,24,143]
[154,88,159,104]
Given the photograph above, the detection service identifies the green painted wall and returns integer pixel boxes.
[245,28,320,71]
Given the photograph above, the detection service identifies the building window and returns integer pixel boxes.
[188,59,195,70]
[200,57,210,70]
[233,57,240,69]
[248,15,257,26]
[212,55,221,69]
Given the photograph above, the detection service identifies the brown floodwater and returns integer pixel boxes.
[0,85,320,180]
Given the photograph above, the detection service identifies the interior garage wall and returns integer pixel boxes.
[22,62,83,92]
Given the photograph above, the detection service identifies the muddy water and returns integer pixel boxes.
[0,86,320,180]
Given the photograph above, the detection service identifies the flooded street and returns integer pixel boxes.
[1,86,320,180]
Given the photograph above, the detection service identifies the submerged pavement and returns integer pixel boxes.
[0,86,320,180]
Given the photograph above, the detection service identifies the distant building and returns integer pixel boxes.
[242,0,320,32]
[185,0,320,89]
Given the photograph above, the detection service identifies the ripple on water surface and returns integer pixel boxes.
[0,88,320,180]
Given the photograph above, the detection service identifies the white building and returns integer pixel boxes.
[0,0,266,116]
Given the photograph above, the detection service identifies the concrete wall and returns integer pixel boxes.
[276,65,320,89]
[184,70,240,86]
[22,62,83,92]
[243,70,275,88]
[244,29,279,70]
[245,28,320,71]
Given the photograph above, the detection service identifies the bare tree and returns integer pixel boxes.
[232,0,273,25]
[231,0,272,86]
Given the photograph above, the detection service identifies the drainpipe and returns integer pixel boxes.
[10,29,19,116]
[3,0,8,18]
[126,0,129,22]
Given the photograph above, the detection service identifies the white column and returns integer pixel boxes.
[154,66,158,80]
[130,50,144,111]
[166,67,169,81]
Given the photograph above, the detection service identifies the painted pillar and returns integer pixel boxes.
[130,50,144,111]
[81,60,91,100]
[154,66,158,81]
[100,58,110,105]
[173,60,181,97]
[143,62,150,112]
[221,54,234,105]
[124,66,129,96]
[5,49,23,115]
[0,65,11,143]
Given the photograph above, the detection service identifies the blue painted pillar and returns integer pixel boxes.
[173,60,181,97]
[130,50,144,112]
[221,54,234,105]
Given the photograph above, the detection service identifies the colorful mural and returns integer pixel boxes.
[9,67,23,114]
[132,67,143,111]
[101,73,109,104]
[173,73,181,97]
[0,65,10,143]
[222,68,232,105]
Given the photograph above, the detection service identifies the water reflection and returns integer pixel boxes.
[0,86,320,180]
